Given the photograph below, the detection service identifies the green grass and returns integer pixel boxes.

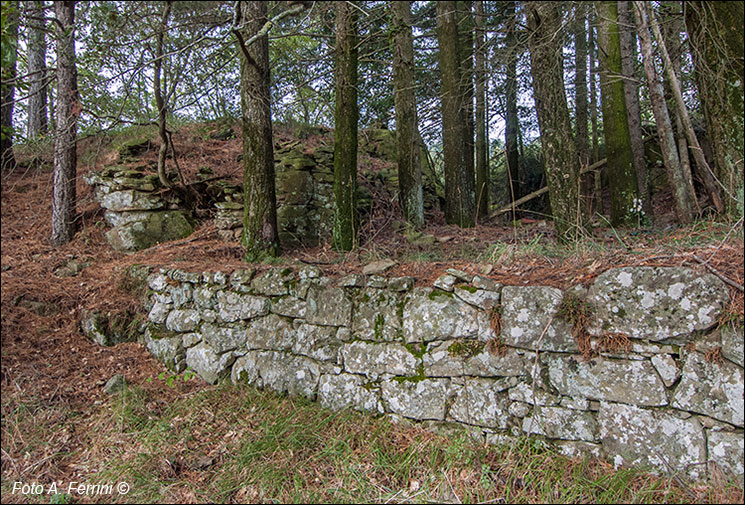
[3,381,739,504]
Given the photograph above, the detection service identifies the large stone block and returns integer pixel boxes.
[200,322,247,354]
[423,341,527,377]
[402,288,480,343]
[500,286,577,352]
[588,267,728,341]
[318,373,381,413]
[352,288,402,341]
[215,290,270,322]
[292,323,342,362]
[448,378,512,428]
[105,210,193,251]
[522,406,598,442]
[306,286,353,326]
[246,314,294,351]
[186,342,235,384]
[547,355,668,406]
[341,341,419,378]
[707,430,744,485]
[671,351,744,427]
[381,378,450,420]
[598,402,706,480]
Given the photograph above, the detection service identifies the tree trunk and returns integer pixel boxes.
[1,1,18,174]
[155,0,172,188]
[332,1,359,250]
[574,3,591,215]
[391,1,423,229]
[458,1,476,220]
[504,1,520,211]
[474,0,489,219]
[619,0,651,221]
[526,2,584,242]
[51,0,78,246]
[437,1,475,227]
[634,1,698,224]
[26,0,47,139]
[596,1,638,227]
[238,1,279,260]
[685,1,744,218]
[649,3,723,214]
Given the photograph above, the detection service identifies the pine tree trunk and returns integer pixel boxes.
[589,12,602,215]
[526,2,584,242]
[1,1,18,173]
[391,1,423,229]
[26,0,47,139]
[51,1,78,246]
[634,1,697,224]
[458,1,475,221]
[685,1,744,218]
[155,0,172,188]
[504,1,520,210]
[618,1,651,221]
[596,1,638,227]
[437,1,475,227]
[474,0,489,219]
[332,1,359,250]
[239,1,279,260]
[574,4,591,214]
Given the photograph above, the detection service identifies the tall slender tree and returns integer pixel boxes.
[504,1,520,208]
[237,1,279,260]
[596,1,637,227]
[391,0,423,228]
[474,0,489,219]
[685,1,744,217]
[1,0,19,173]
[526,2,584,242]
[25,0,47,139]
[458,1,475,218]
[51,0,78,246]
[154,0,173,188]
[332,0,359,250]
[437,0,475,227]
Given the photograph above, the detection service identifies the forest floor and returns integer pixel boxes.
[1,122,743,503]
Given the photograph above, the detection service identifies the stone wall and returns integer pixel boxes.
[127,264,742,482]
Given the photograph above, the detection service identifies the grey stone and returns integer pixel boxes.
[148,273,169,291]
[165,309,200,332]
[671,351,744,427]
[143,326,185,372]
[247,314,294,351]
[105,211,193,252]
[101,190,166,211]
[448,378,512,428]
[104,374,127,394]
[472,276,500,292]
[559,397,590,410]
[249,351,322,399]
[341,341,419,378]
[403,288,479,343]
[200,323,246,354]
[423,341,527,377]
[388,276,415,291]
[193,286,216,309]
[292,323,342,362]
[522,406,598,442]
[651,354,681,387]
[433,274,457,291]
[548,355,668,406]
[251,268,296,296]
[182,332,201,348]
[306,287,353,326]
[720,324,744,367]
[707,430,744,485]
[271,296,307,319]
[338,273,366,287]
[588,267,728,341]
[231,354,260,385]
[229,268,256,291]
[353,289,402,341]
[446,268,473,283]
[508,382,559,406]
[169,269,201,283]
[555,441,602,459]
[186,342,235,384]
[381,378,450,420]
[453,286,500,311]
[168,283,193,308]
[501,286,577,352]
[362,259,396,275]
[509,402,531,417]
[215,290,270,322]
[367,275,387,288]
[319,373,381,413]
[598,402,706,480]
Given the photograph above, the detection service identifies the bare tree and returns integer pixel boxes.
[1,1,19,173]
[26,0,48,139]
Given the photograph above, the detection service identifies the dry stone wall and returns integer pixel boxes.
[132,264,743,483]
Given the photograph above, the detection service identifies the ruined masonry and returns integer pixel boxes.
[96,265,744,483]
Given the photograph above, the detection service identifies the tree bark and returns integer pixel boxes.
[634,1,698,224]
[51,0,78,246]
[504,1,520,208]
[437,1,475,227]
[526,2,584,242]
[332,1,359,250]
[596,0,638,227]
[685,1,743,217]
[26,0,48,139]
[391,1,423,229]
[1,1,18,174]
[574,3,591,215]
[238,1,279,260]
[588,9,602,215]
[618,1,651,221]
[458,1,476,220]
[474,0,489,219]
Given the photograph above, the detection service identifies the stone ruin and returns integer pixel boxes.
[84,128,440,251]
[85,264,744,484]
